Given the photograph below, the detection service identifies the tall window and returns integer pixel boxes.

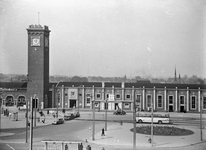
[96,93,101,99]
[180,96,185,105]
[147,95,152,107]
[86,94,91,106]
[169,96,173,104]
[203,97,206,109]
[116,94,121,99]
[191,96,196,109]
[157,95,162,108]
[126,94,131,99]
[136,95,141,103]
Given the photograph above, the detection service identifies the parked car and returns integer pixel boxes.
[113,109,126,115]
[64,111,80,120]
[52,118,64,125]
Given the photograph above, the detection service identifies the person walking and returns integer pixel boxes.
[101,128,105,136]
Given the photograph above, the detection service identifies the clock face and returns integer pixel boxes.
[31,36,40,46]
[45,37,49,47]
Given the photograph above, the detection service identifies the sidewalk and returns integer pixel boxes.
[0,110,59,137]
[88,123,206,148]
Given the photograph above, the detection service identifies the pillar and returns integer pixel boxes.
[187,87,189,111]
[175,87,178,112]
[153,87,156,111]
[82,85,85,108]
[164,87,167,111]
[198,87,201,112]
[142,86,145,110]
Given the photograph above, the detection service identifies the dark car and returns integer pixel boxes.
[113,109,126,115]
[52,118,64,125]
[64,111,80,121]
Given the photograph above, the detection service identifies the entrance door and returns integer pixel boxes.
[115,103,119,110]
[70,100,76,108]
[180,106,185,112]
[168,96,174,112]
[169,105,173,112]
[104,103,108,110]
[179,96,185,113]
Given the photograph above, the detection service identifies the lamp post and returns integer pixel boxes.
[151,103,154,146]
[56,81,62,118]
[200,94,204,141]
[92,98,95,141]
[25,99,29,143]
[30,94,36,150]
[105,98,107,131]
[0,91,2,135]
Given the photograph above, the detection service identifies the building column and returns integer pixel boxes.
[198,87,201,112]
[132,86,135,111]
[122,82,125,101]
[164,87,167,111]
[142,86,145,110]
[82,85,85,108]
[153,87,156,111]
[92,85,95,109]
[102,82,105,110]
[52,85,55,108]
[187,87,189,112]
[175,87,178,112]
[62,85,65,109]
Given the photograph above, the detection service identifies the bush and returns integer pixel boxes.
[131,125,194,136]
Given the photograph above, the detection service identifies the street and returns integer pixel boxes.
[0,111,205,150]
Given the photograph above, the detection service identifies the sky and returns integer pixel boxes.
[0,0,206,78]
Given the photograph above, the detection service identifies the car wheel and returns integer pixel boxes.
[138,119,143,123]
[158,120,162,124]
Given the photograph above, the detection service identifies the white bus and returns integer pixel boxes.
[136,113,171,124]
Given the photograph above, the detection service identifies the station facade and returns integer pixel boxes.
[0,24,206,113]
[52,82,206,113]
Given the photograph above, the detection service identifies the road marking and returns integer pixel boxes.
[6,144,15,150]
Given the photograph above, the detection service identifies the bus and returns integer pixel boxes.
[136,113,171,124]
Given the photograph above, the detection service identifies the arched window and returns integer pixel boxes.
[6,96,14,106]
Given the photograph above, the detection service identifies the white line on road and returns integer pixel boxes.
[6,144,15,150]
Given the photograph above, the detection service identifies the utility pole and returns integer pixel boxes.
[34,98,37,127]
[151,103,154,147]
[105,97,107,131]
[92,93,95,141]
[0,100,1,135]
[133,86,136,150]
[200,96,203,141]
[56,81,62,118]
[30,95,35,150]
[26,100,29,143]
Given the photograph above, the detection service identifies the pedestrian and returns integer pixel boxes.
[101,128,105,136]
[42,115,45,123]
[9,112,12,120]
[7,110,9,117]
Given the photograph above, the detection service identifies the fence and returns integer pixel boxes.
[41,141,83,150]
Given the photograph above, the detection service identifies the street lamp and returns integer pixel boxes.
[0,91,2,135]
[56,81,62,118]
[105,97,107,131]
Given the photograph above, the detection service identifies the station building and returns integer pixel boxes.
[0,24,206,113]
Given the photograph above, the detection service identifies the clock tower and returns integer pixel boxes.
[27,24,50,108]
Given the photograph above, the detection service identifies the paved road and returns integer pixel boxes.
[0,110,205,150]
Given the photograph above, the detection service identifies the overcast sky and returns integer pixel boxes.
[0,0,206,78]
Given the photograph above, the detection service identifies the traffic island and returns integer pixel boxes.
[130,125,194,136]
